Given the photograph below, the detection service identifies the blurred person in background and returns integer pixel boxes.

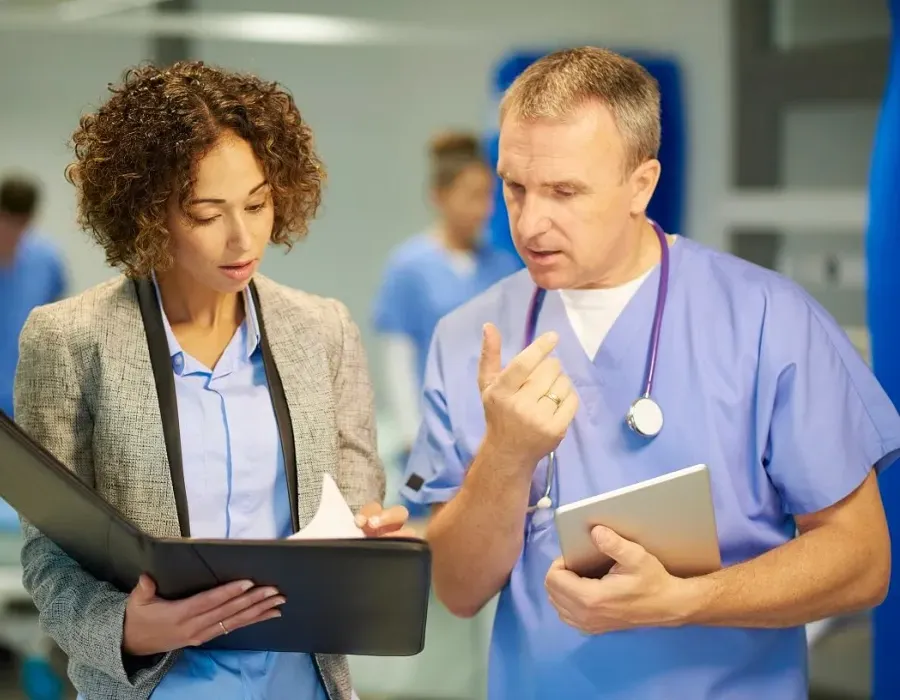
[0,174,67,421]
[372,132,520,512]
[0,174,67,537]
[13,60,410,700]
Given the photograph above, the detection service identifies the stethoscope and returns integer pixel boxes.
[524,220,671,512]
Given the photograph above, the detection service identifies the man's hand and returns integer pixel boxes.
[478,322,578,469]
[545,526,693,634]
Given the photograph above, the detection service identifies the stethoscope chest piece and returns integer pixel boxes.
[626,396,664,437]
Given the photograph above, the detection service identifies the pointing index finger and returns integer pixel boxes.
[495,331,559,392]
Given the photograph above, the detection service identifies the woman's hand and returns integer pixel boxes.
[355,502,419,539]
[122,575,284,656]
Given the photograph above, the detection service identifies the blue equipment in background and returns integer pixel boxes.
[870,2,900,698]
[484,49,687,263]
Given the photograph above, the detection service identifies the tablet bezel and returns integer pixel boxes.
[553,463,722,579]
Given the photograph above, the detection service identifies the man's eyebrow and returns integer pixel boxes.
[542,179,589,192]
[496,172,589,192]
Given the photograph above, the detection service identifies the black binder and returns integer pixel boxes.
[0,411,431,656]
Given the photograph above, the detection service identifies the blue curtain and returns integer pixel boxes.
[870,3,900,698]
[484,49,687,264]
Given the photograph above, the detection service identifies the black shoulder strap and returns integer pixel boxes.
[133,277,191,537]
[250,281,299,534]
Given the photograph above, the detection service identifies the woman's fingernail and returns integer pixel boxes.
[369,516,381,528]
[354,515,366,527]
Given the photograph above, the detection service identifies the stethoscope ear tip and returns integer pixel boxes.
[536,496,552,510]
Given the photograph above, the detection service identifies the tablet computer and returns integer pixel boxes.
[553,464,721,578]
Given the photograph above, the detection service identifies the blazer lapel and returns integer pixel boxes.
[114,281,182,539]
[133,278,192,537]
[251,282,299,534]
[254,281,337,530]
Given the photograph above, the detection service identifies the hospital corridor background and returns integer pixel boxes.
[0,0,897,698]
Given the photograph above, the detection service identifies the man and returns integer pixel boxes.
[400,47,900,699]
[0,174,67,420]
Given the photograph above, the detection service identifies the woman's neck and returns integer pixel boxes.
[154,270,243,331]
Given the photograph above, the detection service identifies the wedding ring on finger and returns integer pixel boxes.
[541,391,562,408]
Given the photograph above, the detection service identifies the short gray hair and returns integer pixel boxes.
[500,46,661,174]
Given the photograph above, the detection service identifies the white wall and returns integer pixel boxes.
[0,32,153,293]
[0,0,730,407]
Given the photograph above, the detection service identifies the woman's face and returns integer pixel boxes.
[434,163,495,247]
[165,132,274,294]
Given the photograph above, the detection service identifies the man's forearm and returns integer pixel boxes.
[679,520,889,629]
[426,441,533,617]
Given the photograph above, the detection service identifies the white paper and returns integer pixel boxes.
[288,473,365,540]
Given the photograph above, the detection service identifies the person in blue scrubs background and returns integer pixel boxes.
[0,175,68,699]
[0,174,67,421]
[0,174,66,538]
[372,131,520,508]
[402,46,900,700]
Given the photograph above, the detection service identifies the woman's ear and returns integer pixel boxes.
[628,159,662,216]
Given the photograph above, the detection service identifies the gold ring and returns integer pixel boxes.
[219,621,229,635]
[542,392,561,407]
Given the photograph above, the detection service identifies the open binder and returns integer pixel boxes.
[0,411,431,656]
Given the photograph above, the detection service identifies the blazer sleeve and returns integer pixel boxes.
[328,300,386,512]
[14,306,173,689]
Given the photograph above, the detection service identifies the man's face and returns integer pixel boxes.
[497,102,657,290]
[0,213,30,263]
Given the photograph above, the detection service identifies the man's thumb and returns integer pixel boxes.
[478,323,502,391]
[132,574,156,602]
[591,526,644,569]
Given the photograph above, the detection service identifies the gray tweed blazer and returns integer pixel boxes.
[13,273,385,700]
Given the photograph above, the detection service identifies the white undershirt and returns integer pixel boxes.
[558,269,651,360]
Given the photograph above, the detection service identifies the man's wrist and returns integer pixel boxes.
[671,573,720,627]
[477,435,536,475]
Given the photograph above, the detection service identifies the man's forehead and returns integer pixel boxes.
[498,109,621,177]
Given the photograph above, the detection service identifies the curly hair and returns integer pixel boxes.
[66,60,324,277]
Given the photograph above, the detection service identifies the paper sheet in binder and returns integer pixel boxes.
[289,474,365,541]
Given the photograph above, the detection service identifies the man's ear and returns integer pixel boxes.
[628,159,661,216]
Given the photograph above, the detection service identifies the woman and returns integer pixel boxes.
[14,61,410,700]
[372,132,521,469]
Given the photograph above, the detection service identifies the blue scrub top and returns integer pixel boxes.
[403,237,900,700]
[0,233,66,417]
[372,233,521,388]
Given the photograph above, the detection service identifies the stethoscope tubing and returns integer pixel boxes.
[522,220,671,513]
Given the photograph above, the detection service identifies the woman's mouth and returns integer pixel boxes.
[219,260,256,281]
